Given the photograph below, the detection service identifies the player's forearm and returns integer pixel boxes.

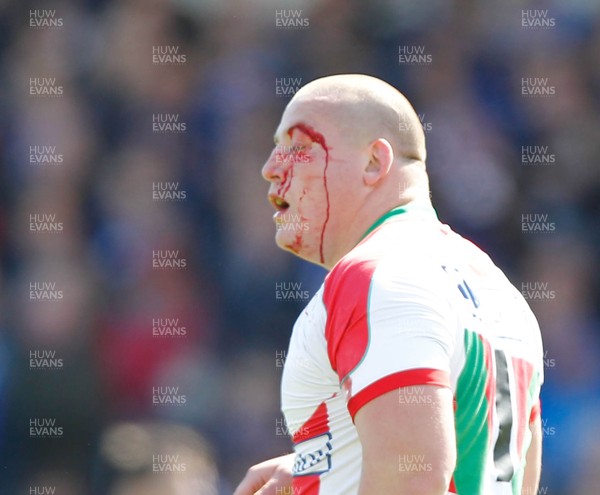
[522,417,542,495]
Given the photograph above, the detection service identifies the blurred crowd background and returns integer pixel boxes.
[0,0,599,493]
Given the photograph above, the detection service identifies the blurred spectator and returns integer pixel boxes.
[95,421,220,495]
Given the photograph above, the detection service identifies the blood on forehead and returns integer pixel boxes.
[286,122,331,265]
[287,123,330,154]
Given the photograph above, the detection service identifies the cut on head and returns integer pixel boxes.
[289,74,426,165]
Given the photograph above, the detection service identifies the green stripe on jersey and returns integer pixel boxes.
[360,206,407,240]
[454,328,493,494]
[358,202,439,241]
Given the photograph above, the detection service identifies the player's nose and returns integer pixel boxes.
[261,149,281,183]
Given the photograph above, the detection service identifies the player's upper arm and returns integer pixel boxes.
[323,257,457,419]
[354,384,456,495]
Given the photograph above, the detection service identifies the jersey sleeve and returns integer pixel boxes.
[323,256,456,420]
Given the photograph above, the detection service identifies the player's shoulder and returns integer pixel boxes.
[323,219,448,308]
[323,249,378,313]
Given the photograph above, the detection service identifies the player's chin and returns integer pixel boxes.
[275,228,296,248]
[275,227,305,255]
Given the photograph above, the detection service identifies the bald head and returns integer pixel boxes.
[289,74,426,164]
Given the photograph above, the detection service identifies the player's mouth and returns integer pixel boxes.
[269,194,290,213]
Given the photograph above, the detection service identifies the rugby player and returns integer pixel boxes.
[234,74,544,495]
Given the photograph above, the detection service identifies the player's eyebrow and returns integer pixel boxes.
[273,122,304,145]
[286,122,304,138]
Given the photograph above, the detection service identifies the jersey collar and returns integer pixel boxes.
[359,202,439,241]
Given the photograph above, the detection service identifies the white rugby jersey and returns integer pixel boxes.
[281,203,544,495]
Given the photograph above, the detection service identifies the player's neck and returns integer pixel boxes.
[322,195,434,270]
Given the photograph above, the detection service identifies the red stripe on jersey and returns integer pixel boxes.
[293,401,329,444]
[323,258,377,380]
[448,477,457,493]
[512,357,535,457]
[479,334,495,448]
[293,474,320,495]
[347,368,451,420]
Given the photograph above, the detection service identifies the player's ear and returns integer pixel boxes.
[363,138,394,186]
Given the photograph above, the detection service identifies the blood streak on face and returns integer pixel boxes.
[286,123,331,264]
[278,158,294,201]
[274,149,294,200]
[289,232,304,254]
